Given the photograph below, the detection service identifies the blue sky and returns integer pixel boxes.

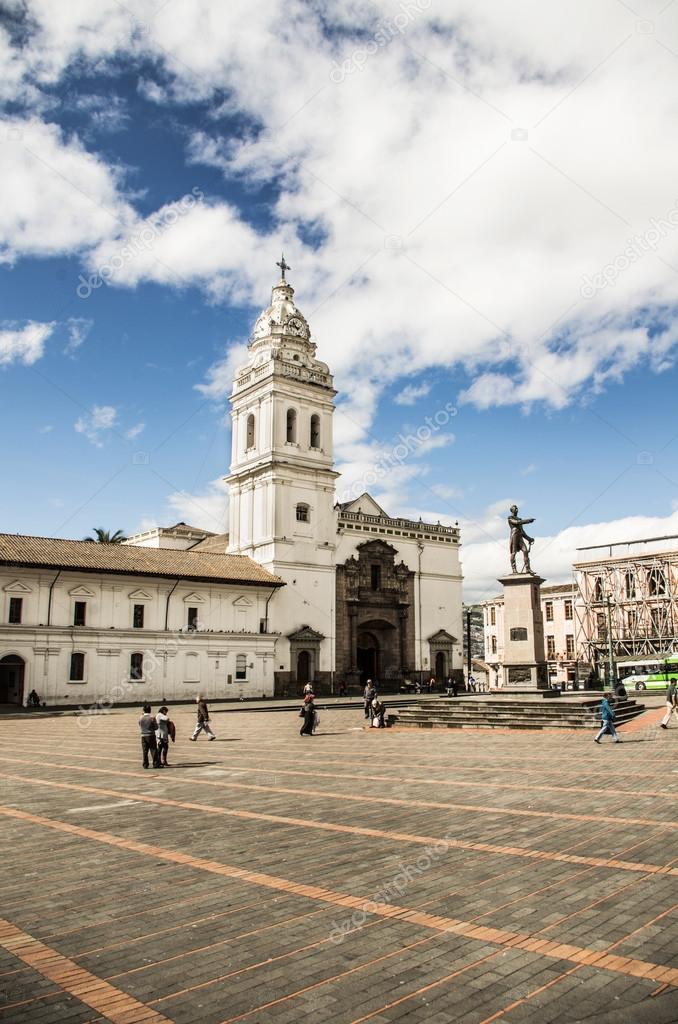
[2,1,678,599]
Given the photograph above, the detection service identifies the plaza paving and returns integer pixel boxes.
[0,702,676,1024]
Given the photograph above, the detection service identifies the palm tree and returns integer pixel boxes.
[83,528,127,544]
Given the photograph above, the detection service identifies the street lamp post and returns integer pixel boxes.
[606,596,617,690]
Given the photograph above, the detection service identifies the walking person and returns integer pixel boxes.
[660,677,678,729]
[139,704,160,768]
[594,692,621,744]
[363,680,377,719]
[190,695,216,741]
[299,694,315,736]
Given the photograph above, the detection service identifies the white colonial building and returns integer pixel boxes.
[0,265,464,705]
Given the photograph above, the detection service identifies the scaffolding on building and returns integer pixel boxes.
[573,536,678,667]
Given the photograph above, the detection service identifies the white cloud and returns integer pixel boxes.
[74,404,118,446]
[125,422,145,440]
[64,317,92,355]
[38,424,53,433]
[0,320,55,366]
[0,116,131,264]
[394,382,432,405]
[166,477,230,535]
[520,463,537,476]
[5,0,678,482]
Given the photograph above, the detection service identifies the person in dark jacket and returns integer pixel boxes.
[139,704,160,768]
[363,680,377,719]
[299,694,315,736]
[594,692,620,744]
[190,695,216,741]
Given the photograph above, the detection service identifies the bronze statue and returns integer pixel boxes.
[508,504,535,574]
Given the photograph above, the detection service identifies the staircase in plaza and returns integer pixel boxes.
[388,695,647,731]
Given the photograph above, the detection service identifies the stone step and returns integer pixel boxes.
[388,699,646,730]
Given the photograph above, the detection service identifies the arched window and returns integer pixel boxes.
[70,652,85,681]
[286,408,297,443]
[236,654,247,680]
[310,413,320,448]
[246,413,255,450]
[296,503,310,523]
[130,652,144,681]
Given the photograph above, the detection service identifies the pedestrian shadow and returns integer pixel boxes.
[166,761,224,768]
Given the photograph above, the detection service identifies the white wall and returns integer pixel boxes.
[0,568,279,705]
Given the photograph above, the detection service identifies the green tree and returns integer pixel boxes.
[83,528,127,544]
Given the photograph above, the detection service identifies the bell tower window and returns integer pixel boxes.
[296,503,310,523]
[286,408,297,443]
[246,413,256,450]
[310,414,320,449]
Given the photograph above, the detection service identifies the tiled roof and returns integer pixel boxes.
[190,533,230,553]
[0,534,283,587]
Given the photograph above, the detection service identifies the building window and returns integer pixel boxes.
[8,597,22,624]
[70,652,85,681]
[545,601,553,621]
[594,577,603,602]
[626,609,637,636]
[625,571,635,599]
[546,635,556,659]
[490,605,496,626]
[133,604,145,628]
[565,634,574,658]
[286,408,297,443]
[74,601,87,627]
[596,612,607,640]
[236,654,247,680]
[187,607,199,630]
[130,652,144,681]
[246,413,256,450]
[370,564,381,590]
[296,503,309,523]
[491,636,497,654]
[648,568,666,596]
[564,599,573,620]
[310,413,320,448]
[650,606,662,634]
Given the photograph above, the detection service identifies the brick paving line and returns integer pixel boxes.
[350,902,678,1024]
[27,819,587,973]
[8,741,672,801]
[475,901,678,1024]
[2,753,677,835]
[1,804,677,991]
[0,917,172,1024]
[5,726,674,771]
[2,764,677,880]
[98,814,671,988]
[218,946,506,1024]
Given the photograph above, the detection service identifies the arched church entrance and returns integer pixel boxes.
[297,650,310,685]
[357,632,379,686]
[435,651,446,682]
[0,655,25,705]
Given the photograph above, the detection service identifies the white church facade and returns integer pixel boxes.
[0,266,463,705]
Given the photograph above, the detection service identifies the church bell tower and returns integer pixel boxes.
[226,259,338,672]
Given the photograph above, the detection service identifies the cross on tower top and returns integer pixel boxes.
[276,254,291,281]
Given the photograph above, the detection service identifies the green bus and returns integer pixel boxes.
[618,655,678,691]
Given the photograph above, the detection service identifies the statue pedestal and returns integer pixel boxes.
[498,573,548,690]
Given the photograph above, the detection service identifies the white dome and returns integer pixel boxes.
[252,279,311,342]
